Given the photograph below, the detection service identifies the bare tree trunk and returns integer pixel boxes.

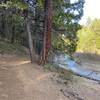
[26,17,35,63]
[39,0,52,64]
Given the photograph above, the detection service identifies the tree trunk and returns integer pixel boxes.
[11,16,15,44]
[38,0,52,64]
[11,25,15,43]
[26,17,35,63]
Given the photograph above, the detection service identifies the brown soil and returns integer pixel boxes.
[0,54,68,100]
[0,53,100,100]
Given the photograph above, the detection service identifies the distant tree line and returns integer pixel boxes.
[77,18,100,54]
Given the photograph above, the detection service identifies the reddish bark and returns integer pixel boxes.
[38,0,52,64]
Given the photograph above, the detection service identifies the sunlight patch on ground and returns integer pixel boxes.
[15,61,31,66]
[36,73,51,81]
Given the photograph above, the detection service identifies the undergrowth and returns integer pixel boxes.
[44,63,74,82]
[0,41,27,55]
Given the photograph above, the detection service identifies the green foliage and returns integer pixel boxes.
[0,8,25,43]
[0,0,28,10]
[77,18,100,54]
[52,0,84,55]
[0,0,84,56]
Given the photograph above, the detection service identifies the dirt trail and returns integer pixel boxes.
[0,54,100,100]
[0,54,68,100]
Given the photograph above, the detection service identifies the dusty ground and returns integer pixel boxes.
[0,53,100,100]
[0,54,69,100]
[74,53,100,71]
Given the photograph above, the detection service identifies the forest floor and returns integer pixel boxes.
[0,53,100,100]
